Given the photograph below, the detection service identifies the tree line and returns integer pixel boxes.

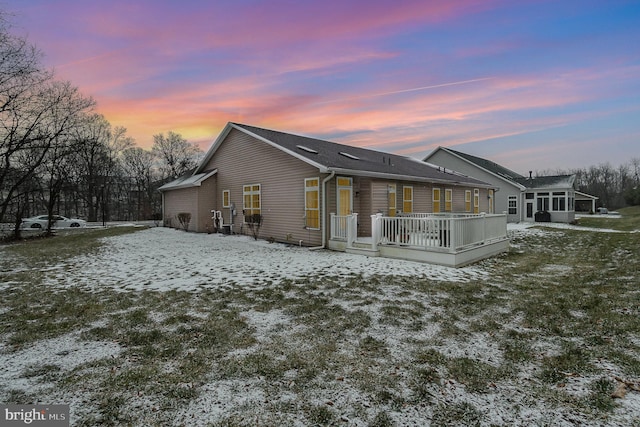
[1,12,201,237]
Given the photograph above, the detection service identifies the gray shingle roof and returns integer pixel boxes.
[513,175,576,189]
[440,147,524,181]
[434,146,576,190]
[233,123,490,187]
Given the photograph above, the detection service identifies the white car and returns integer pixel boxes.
[20,215,87,229]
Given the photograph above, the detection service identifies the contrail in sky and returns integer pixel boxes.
[316,77,494,105]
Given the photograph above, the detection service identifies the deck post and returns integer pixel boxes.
[371,213,382,251]
[330,212,336,239]
[481,212,486,244]
[448,217,456,253]
[347,213,358,248]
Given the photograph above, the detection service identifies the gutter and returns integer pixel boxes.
[309,171,335,250]
[326,167,494,189]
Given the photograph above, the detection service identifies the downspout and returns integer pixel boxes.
[309,171,335,250]
[161,191,165,227]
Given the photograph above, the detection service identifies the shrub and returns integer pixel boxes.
[177,212,191,231]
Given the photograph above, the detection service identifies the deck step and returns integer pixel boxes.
[346,247,380,257]
[351,241,373,249]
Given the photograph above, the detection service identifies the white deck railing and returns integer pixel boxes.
[331,212,507,254]
[330,213,358,246]
[372,213,507,252]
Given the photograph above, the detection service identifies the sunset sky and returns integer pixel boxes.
[3,0,639,174]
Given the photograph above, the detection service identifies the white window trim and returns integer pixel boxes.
[445,188,452,212]
[508,195,518,215]
[403,185,413,213]
[222,190,231,208]
[243,184,261,220]
[388,183,397,216]
[474,189,480,213]
[304,177,320,230]
[433,187,441,212]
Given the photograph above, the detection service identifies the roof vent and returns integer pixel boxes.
[339,152,360,160]
[296,145,318,154]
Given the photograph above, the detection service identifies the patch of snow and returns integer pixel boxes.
[43,228,486,292]
[0,332,121,394]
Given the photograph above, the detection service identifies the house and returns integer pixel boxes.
[423,146,595,223]
[159,123,509,266]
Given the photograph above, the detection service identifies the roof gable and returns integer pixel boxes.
[158,169,217,191]
[196,123,491,187]
[426,146,524,184]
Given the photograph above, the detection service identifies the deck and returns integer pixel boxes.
[328,213,509,267]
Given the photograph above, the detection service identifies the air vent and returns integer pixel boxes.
[296,145,318,154]
[339,152,360,160]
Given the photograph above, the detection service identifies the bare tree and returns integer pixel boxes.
[1,19,51,224]
[0,18,94,228]
[121,147,155,220]
[152,131,201,179]
[71,114,114,221]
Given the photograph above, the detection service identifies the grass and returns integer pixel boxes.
[1,214,640,425]
[576,205,640,231]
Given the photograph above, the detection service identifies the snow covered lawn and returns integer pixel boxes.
[1,225,639,426]
[42,227,487,291]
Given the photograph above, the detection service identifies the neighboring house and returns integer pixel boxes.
[424,146,591,223]
[159,123,503,254]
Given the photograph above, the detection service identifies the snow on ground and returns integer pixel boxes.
[3,222,639,425]
[0,330,122,393]
[45,227,488,291]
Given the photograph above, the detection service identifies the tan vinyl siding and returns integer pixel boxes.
[202,128,324,246]
[163,187,198,231]
[412,184,429,213]
[196,177,217,231]
[357,178,372,236]
[452,188,467,212]
[371,180,390,214]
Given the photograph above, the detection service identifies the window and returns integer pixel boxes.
[304,178,319,229]
[465,190,471,212]
[537,192,550,212]
[569,192,575,210]
[445,189,452,212]
[403,186,413,213]
[508,195,517,215]
[337,177,352,187]
[433,188,441,212]
[474,189,480,214]
[552,191,566,211]
[488,189,494,214]
[222,190,230,208]
[388,184,397,217]
[243,184,261,222]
